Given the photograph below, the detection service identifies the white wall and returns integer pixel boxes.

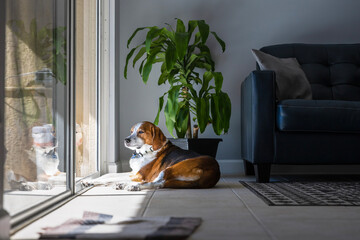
[117,0,360,170]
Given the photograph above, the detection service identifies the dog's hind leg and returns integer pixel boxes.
[162,157,220,189]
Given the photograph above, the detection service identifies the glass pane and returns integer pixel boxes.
[75,0,98,180]
[3,0,68,216]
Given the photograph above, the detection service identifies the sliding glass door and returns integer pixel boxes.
[4,0,69,217]
[2,0,99,227]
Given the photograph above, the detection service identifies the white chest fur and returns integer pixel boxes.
[129,144,157,173]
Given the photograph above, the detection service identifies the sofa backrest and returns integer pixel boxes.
[260,44,360,101]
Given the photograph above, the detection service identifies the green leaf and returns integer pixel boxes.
[187,44,197,58]
[199,71,213,98]
[168,86,181,121]
[167,69,179,85]
[139,59,145,75]
[220,92,231,133]
[142,47,162,83]
[179,76,188,85]
[211,95,222,135]
[164,86,181,137]
[193,77,202,85]
[161,61,166,73]
[161,28,175,42]
[154,58,164,63]
[186,54,198,69]
[197,44,210,54]
[156,52,165,58]
[196,97,210,133]
[176,19,186,32]
[213,72,223,94]
[194,32,201,45]
[175,32,189,60]
[197,20,209,44]
[124,47,137,79]
[187,20,198,40]
[164,110,175,137]
[151,35,165,44]
[211,31,226,52]
[189,87,198,99]
[127,27,147,48]
[154,95,165,125]
[158,71,168,85]
[175,104,189,138]
[132,47,146,67]
[146,27,162,53]
[197,45,215,70]
[195,61,212,71]
[185,70,192,79]
[165,42,177,71]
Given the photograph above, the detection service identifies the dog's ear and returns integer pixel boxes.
[151,125,166,151]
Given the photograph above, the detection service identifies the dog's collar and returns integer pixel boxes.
[132,140,169,158]
[131,147,154,159]
[131,152,142,159]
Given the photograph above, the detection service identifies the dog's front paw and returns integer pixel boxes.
[38,182,53,190]
[19,182,35,191]
[81,180,94,188]
[115,182,127,190]
[125,184,141,191]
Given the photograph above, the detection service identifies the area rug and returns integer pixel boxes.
[240,175,360,206]
[39,211,201,239]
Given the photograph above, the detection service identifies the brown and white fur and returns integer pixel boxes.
[84,121,220,191]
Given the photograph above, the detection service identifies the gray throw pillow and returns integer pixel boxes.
[251,49,312,100]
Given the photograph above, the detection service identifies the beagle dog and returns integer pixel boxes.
[120,121,220,191]
[83,121,221,191]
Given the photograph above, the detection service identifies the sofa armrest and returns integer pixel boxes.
[241,70,276,164]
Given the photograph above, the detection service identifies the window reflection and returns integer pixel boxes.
[3,0,67,216]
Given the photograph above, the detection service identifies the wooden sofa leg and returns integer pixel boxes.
[254,164,271,183]
[243,160,255,176]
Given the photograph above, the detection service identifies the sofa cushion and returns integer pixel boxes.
[251,49,312,100]
[260,44,360,101]
[277,99,360,133]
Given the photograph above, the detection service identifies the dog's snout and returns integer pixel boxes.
[125,138,131,143]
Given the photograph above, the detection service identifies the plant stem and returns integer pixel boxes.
[186,110,192,139]
[193,125,199,139]
[183,53,192,139]
[182,86,192,139]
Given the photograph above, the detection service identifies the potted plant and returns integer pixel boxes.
[124,19,231,157]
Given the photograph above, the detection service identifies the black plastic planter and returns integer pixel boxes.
[169,138,222,158]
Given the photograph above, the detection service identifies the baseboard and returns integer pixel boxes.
[107,161,122,173]
[218,159,244,176]
[121,162,131,172]
[0,209,10,239]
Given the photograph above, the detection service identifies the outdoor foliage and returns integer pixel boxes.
[124,19,231,138]
[8,19,67,85]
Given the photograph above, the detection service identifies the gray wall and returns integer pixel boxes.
[118,0,360,169]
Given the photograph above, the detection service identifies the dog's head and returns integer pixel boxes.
[124,121,167,151]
